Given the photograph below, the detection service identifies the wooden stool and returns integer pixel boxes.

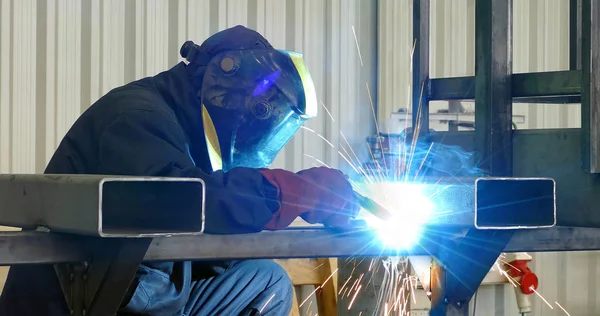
[274,258,338,316]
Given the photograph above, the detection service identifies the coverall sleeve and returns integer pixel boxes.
[98,109,279,234]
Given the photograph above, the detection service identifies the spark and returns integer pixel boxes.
[410,277,417,304]
[348,278,360,297]
[259,293,276,313]
[499,269,519,288]
[338,150,360,173]
[348,285,362,310]
[321,268,338,287]
[320,100,335,123]
[311,262,326,271]
[300,126,315,133]
[341,286,349,298]
[497,258,522,273]
[555,301,571,316]
[530,286,553,309]
[317,133,335,148]
[299,286,320,308]
[339,276,353,295]
[352,273,365,293]
[351,25,364,67]
[293,23,478,316]
[314,158,330,168]
[365,82,387,173]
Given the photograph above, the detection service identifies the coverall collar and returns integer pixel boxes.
[153,62,214,172]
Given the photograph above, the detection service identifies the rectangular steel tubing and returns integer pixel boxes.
[412,0,430,134]
[429,71,582,102]
[580,0,600,172]
[0,174,205,237]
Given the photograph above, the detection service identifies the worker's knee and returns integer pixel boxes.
[234,260,292,293]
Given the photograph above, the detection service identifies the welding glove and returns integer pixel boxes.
[259,167,359,230]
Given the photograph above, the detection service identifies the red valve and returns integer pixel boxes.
[506,259,539,295]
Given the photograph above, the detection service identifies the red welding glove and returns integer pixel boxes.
[259,167,360,230]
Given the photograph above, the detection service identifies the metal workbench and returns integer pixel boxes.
[0,225,599,316]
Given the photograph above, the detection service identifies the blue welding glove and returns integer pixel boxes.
[259,167,359,229]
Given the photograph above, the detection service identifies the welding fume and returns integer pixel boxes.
[0,25,362,316]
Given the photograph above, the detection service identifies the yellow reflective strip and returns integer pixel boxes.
[201,105,223,171]
[288,53,318,118]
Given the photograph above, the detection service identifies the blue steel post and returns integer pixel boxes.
[430,0,514,315]
[580,0,600,172]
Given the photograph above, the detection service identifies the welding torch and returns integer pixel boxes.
[354,192,394,221]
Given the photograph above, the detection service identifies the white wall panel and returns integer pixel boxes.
[379,0,597,315]
[0,0,377,300]
[0,0,377,173]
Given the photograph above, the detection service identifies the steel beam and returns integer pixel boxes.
[144,227,600,258]
[580,0,600,172]
[0,227,599,265]
[474,0,513,176]
[0,174,205,237]
[429,71,582,103]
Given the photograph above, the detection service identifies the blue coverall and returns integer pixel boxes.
[0,60,293,315]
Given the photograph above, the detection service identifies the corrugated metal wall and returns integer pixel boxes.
[0,0,377,303]
[0,0,376,175]
[379,0,600,315]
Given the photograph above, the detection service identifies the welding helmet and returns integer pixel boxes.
[182,36,318,172]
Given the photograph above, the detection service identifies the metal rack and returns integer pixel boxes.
[407,0,600,315]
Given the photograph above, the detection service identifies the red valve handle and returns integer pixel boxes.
[506,260,539,295]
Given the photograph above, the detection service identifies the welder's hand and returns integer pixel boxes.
[259,167,360,230]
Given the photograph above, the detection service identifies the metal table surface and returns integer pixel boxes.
[0,226,599,266]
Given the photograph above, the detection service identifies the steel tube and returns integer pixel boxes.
[429,71,582,103]
[474,0,513,177]
[581,0,600,172]
[0,174,205,237]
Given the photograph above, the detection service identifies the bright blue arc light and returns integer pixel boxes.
[362,182,434,250]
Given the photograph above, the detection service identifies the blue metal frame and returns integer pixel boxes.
[406,0,600,314]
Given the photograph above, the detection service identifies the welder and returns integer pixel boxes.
[0,25,358,316]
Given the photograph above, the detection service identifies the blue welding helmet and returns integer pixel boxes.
[199,49,318,171]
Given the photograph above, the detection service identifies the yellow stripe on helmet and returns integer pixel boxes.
[201,104,223,171]
[286,51,318,118]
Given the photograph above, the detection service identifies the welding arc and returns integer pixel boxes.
[354,192,394,221]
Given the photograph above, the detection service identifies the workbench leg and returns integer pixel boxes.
[430,262,468,316]
[55,238,151,316]
[87,238,152,316]
[429,228,513,316]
